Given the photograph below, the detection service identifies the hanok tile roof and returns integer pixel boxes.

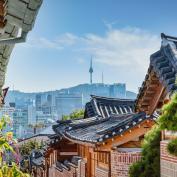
[39,124,55,135]
[0,0,43,101]
[150,34,177,92]
[30,150,45,167]
[53,112,155,144]
[54,156,81,172]
[84,95,135,118]
[135,33,177,114]
[136,33,177,103]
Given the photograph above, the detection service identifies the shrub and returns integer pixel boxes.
[19,140,43,156]
[158,93,177,131]
[129,125,161,177]
[62,109,84,120]
[0,115,29,176]
[167,138,177,156]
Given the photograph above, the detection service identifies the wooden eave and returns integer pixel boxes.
[61,118,155,151]
[136,69,166,115]
[62,133,96,148]
[96,119,155,151]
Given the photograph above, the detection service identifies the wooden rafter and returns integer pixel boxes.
[97,120,154,151]
[136,68,165,114]
[0,0,6,28]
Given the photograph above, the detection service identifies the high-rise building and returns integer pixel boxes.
[109,83,126,98]
[47,94,52,106]
[42,103,52,115]
[28,105,36,125]
[36,94,42,111]
[55,93,83,119]
[13,108,28,138]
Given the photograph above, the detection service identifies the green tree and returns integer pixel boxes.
[158,92,177,157]
[19,140,43,156]
[129,126,161,177]
[158,93,177,131]
[62,109,84,120]
[129,92,177,176]
[167,138,177,156]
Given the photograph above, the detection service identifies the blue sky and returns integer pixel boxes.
[5,0,177,93]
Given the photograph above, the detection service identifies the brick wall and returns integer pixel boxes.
[95,167,109,177]
[111,150,142,177]
[161,141,177,177]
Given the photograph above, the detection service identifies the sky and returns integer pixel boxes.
[5,0,177,93]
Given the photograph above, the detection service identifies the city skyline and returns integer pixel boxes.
[5,82,136,139]
[4,0,177,93]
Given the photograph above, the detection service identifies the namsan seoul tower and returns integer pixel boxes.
[89,57,93,84]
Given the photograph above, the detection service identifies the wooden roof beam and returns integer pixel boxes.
[146,90,156,95]
[97,120,155,150]
[148,84,165,115]
[142,96,152,101]
[141,101,150,106]
[147,84,159,89]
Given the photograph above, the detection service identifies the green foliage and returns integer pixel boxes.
[158,93,177,131]
[19,140,43,156]
[167,138,177,156]
[130,91,177,176]
[62,109,84,120]
[0,115,30,177]
[62,115,69,121]
[129,161,144,177]
[129,126,161,177]
[0,163,30,177]
[158,92,177,157]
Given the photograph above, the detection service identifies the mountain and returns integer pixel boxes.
[5,83,137,106]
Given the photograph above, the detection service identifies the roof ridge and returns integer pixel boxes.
[161,33,177,42]
[91,95,135,101]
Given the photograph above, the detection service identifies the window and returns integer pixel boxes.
[98,152,109,164]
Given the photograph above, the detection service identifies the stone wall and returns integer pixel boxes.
[161,141,177,177]
[111,150,142,177]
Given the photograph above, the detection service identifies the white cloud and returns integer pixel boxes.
[55,33,79,46]
[24,27,160,73]
[25,33,79,50]
[76,57,85,64]
[83,27,160,72]
[7,26,163,92]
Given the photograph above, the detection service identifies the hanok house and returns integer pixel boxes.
[27,33,177,177]
[27,95,156,177]
[19,125,59,177]
[136,33,177,177]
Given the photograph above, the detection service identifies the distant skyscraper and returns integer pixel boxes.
[47,94,52,106]
[13,108,28,138]
[89,57,93,84]
[35,94,42,111]
[28,105,36,125]
[55,93,83,119]
[109,83,126,98]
